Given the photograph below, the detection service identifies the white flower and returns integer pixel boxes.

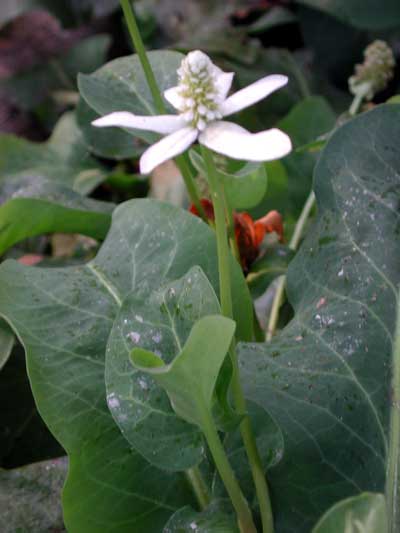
[92,50,292,174]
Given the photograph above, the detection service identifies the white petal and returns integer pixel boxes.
[220,74,288,117]
[92,112,186,134]
[199,121,291,162]
[215,72,234,101]
[164,87,185,111]
[140,127,198,174]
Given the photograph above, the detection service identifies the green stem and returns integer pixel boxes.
[119,0,206,219]
[120,0,164,114]
[224,194,241,263]
[386,293,400,532]
[185,466,210,511]
[201,146,274,533]
[199,402,257,533]
[266,191,315,341]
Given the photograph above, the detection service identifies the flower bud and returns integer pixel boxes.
[349,40,395,100]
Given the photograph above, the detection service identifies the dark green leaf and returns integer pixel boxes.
[312,493,387,533]
[295,0,400,30]
[239,105,400,531]
[0,178,113,255]
[278,96,336,216]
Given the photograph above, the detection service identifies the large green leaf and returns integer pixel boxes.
[239,105,400,531]
[131,315,235,428]
[294,0,400,30]
[0,112,106,196]
[78,51,184,148]
[0,178,113,255]
[312,493,387,533]
[0,199,252,531]
[106,267,223,471]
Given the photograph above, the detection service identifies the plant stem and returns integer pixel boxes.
[119,0,206,220]
[224,195,241,263]
[386,293,400,532]
[120,0,164,114]
[199,402,257,533]
[185,466,210,511]
[201,146,274,533]
[266,191,315,341]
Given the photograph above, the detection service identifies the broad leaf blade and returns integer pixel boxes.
[131,315,235,428]
[78,50,184,146]
[0,199,252,530]
[239,105,400,531]
[0,178,114,255]
[106,267,221,471]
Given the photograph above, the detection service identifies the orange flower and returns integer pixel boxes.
[190,199,283,271]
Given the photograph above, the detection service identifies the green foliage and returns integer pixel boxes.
[106,267,224,471]
[0,179,113,255]
[131,315,235,428]
[312,493,387,533]
[239,105,400,531]
[0,113,106,196]
[295,0,400,30]
[0,200,252,531]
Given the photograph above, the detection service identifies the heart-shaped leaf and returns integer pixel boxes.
[106,267,226,471]
[0,199,252,530]
[312,493,387,533]
[131,315,235,428]
[78,50,184,146]
[239,104,400,531]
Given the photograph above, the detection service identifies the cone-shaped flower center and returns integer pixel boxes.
[177,51,223,131]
